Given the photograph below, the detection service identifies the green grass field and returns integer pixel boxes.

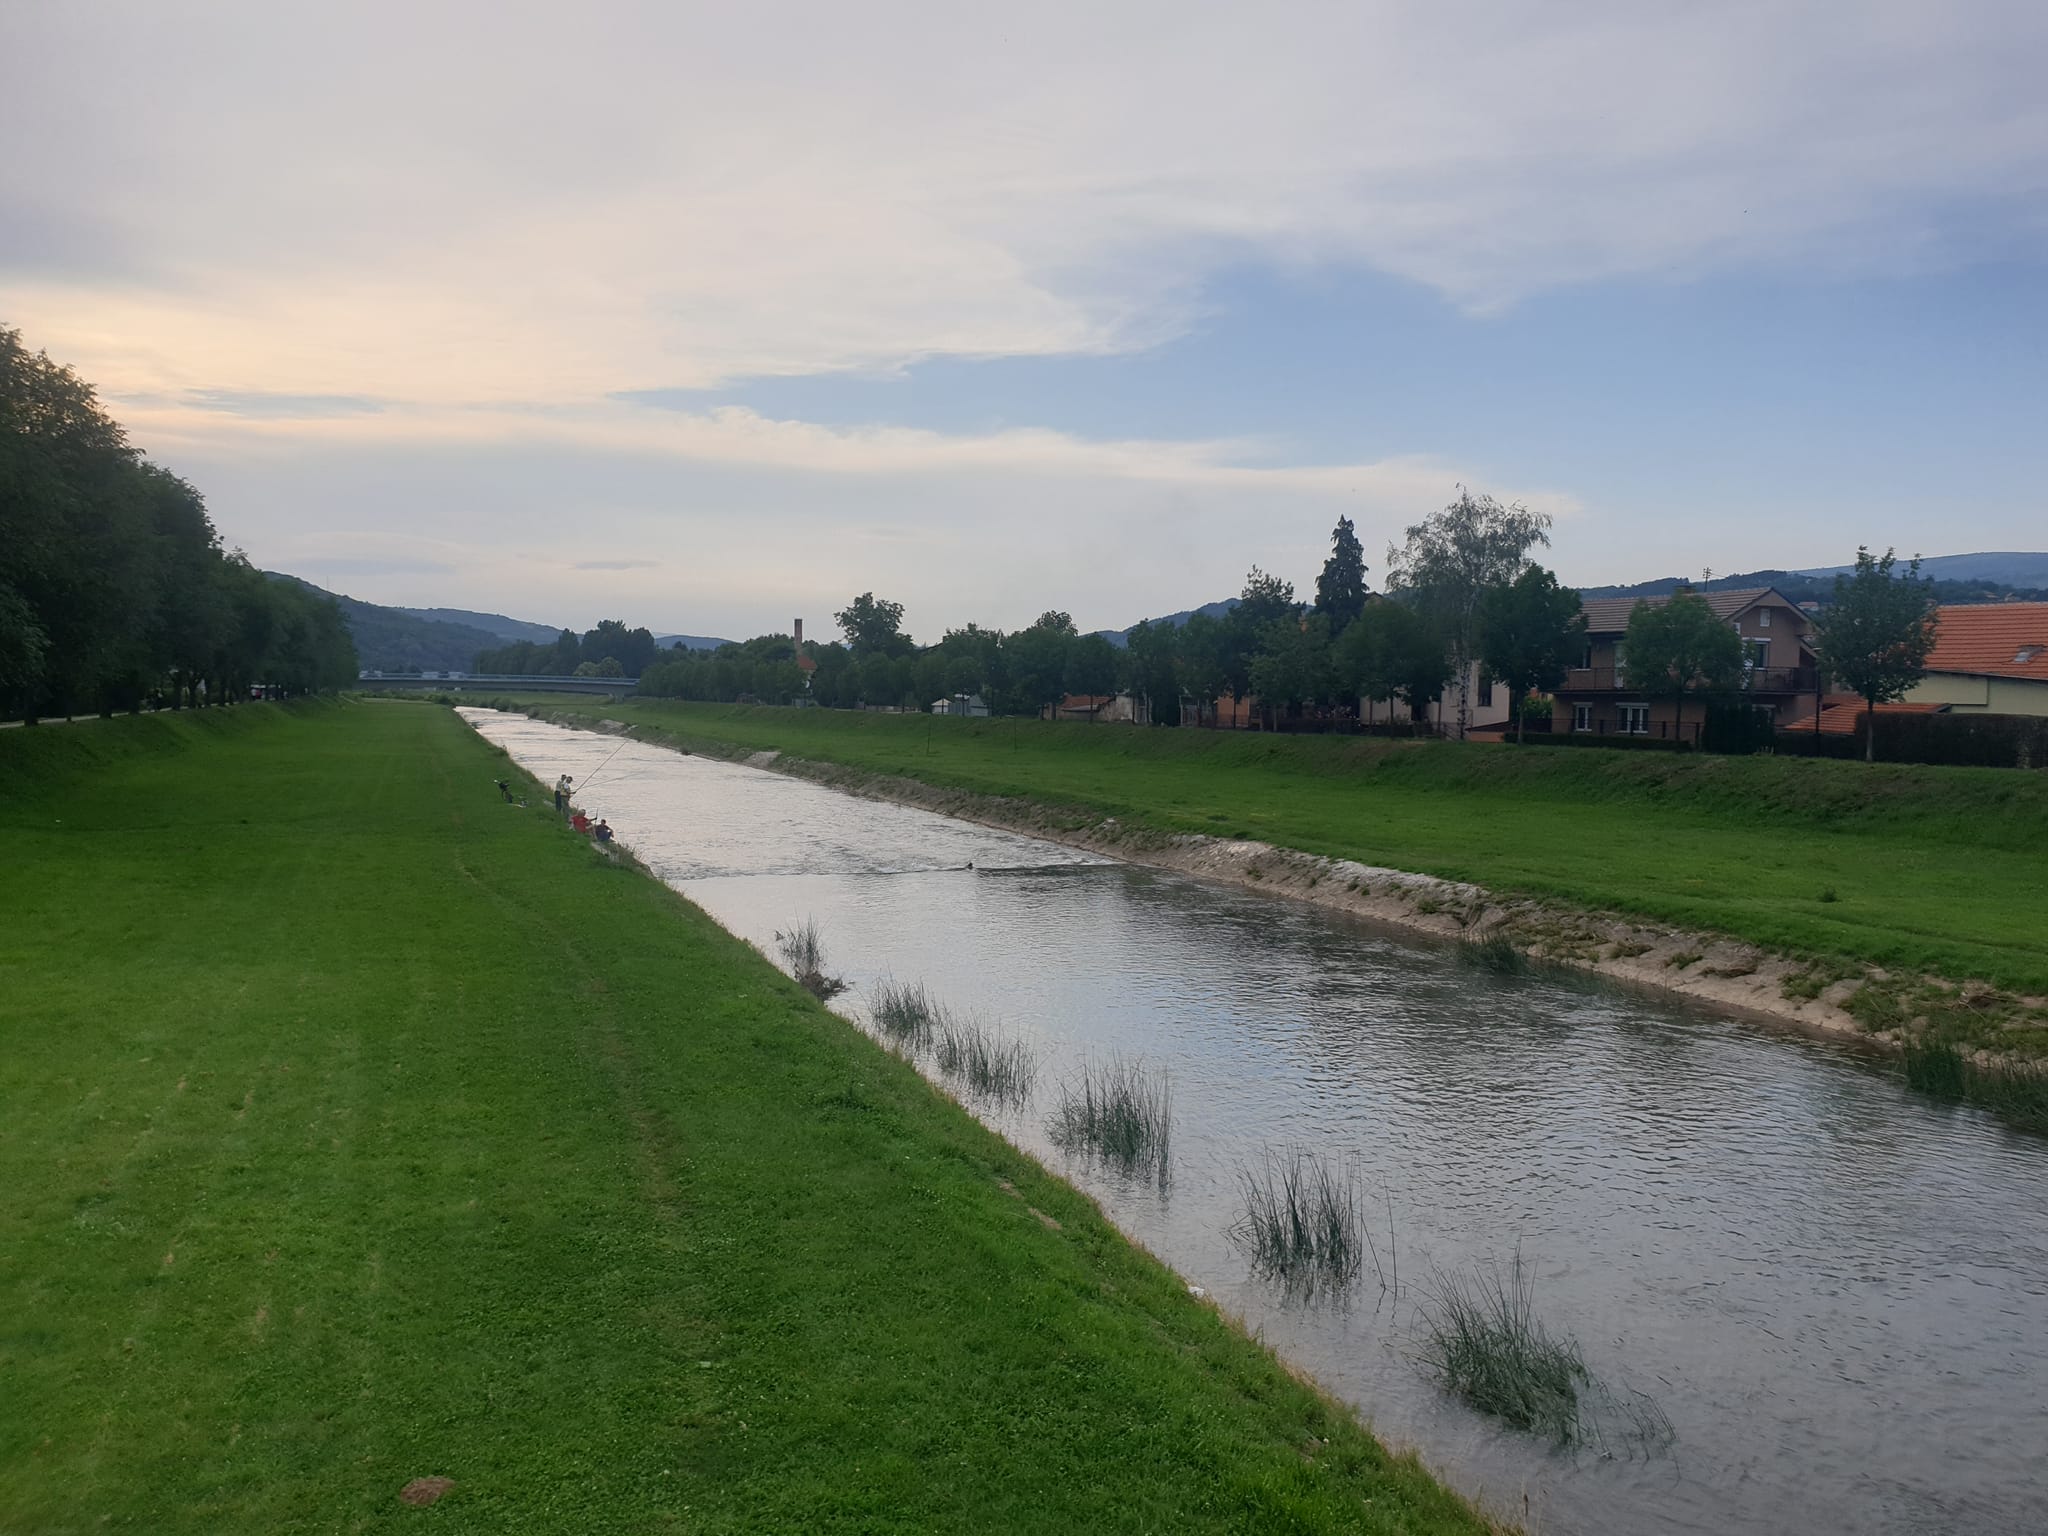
[549,700,2048,995]
[0,702,1489,1534]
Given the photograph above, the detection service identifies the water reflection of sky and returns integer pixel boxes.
[464,711,2048,1536]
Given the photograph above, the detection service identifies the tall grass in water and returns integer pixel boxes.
[1230,1151,1363,1292]
[870,980,942,1049]
[932,1018,1035,1106]
[1420,1256,1588,1444]
[774,919,848,1001]
[1903,1035,2048,1132]
[1048,1058,1171,1185]
[1457,931,1527,975]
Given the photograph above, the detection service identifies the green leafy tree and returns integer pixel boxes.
[1002,611,1076,715]
[1478,565,1585,742]
[1621,591,1744,746]
[1386,488,1552,737]
[1222,568,1299,701]
[1335,600,1449,730]
[1062,632,1119,697]
[1813,546,1939,762]
[1123,618,1182,725]
[1248,614,1335,719]
[834,592,910,656]
[1313,516,1369,635]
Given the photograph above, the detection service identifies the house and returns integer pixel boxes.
[1358,659,1514,735]
[1047,692,1152,725]
[1551,587,1818,742]
[930,692,990,718]
[1903,603,2048,716]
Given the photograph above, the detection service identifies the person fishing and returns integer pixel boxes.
[554,774,573,813]
[593,819,614,843]
[570,810,590,834]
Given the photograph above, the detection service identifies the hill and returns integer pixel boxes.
[266,574,512,673]
[653,632,735,652]
[1580,555,2048,608]
[394,606,564,644]
[1096,598,1237,648]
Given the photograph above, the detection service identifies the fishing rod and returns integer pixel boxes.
[573,729,635,795]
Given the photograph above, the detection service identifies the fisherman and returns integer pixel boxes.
[571,810,591,834]
[593,819,614,843]
[554,774,573,813]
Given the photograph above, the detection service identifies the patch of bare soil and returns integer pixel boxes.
[399,1476,455,1507]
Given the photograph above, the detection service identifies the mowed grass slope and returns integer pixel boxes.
[0,702,1488,1535]
[569,701,2048,993]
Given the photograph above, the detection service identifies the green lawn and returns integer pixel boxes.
[549,700,2048,994]
[0,701,1489,1535]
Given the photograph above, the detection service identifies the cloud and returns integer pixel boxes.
[3,1,2042,406]
[573,559,661,571]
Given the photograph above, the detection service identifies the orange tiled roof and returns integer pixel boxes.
[1782,698,1948,735]
[1925,603,2048,683]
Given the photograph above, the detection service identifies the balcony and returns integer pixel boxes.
[1556,666,1817,695]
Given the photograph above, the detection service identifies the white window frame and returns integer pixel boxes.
[1618,703,1650,736]
[1757,609,1772,627]
[1572,703,1593,733]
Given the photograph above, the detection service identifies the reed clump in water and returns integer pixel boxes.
[1457,931,1527,975]
[1420,1255,1590,1445]
[932,1018,1035,1105]
[1230,1150,1363,1290]
[870,979,943,1049]
[1903,1035,2048,1131]
[1048,1058,1172,1184]
[775,918,848,1001]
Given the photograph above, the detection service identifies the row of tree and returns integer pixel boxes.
[474,621,665,679]
[2,328,358,721]
[628,494,1942,762]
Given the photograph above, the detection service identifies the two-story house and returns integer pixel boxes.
[1550,587,1818,742]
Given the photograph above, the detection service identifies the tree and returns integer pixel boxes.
[1063,632,1119,697]
[1002,611,1076,715]
[1621,592,1744,746]
[1123,618,1182,725]
[1813,547,1939,762]
[834,592,909,656]
[1313,516,1369,635]
[1248,614,1335,720]
[1478,565,1585,743]
[1385,488,1552,737]
[1221,568,1299,701]
[1335,600,1448,731]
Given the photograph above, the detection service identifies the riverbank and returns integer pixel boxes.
[523,700,2048,1065]
[0,702,1495,1533]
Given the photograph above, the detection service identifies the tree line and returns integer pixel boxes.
[2,328,357,721]
[632,493,1584,727]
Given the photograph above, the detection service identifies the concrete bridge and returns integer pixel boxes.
[357,673,641,698]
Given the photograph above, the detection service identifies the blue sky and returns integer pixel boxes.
[3,1,2044,639]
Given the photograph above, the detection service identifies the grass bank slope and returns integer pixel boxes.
[570,702,2048,993]
[0,701,1488,1534]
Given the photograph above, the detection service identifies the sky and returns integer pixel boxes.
[4,1,2046,641]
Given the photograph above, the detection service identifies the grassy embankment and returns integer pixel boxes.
[540,701,2048,1029]
[0,701,1490,1534]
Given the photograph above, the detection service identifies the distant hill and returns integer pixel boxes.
[1794,551,2048,587]
[1580,554,2048,608]
[267,575,514,673]
[395,606,563,644]
[1096,599,1237,648]
[653,633,735,652]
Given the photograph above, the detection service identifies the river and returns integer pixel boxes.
[462,709,2048,1535]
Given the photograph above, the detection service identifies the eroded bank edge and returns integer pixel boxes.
[510,706,2048,1075]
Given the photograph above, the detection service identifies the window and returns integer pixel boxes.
[1743,638,1770,671]
[1579,641,1594,670]
[1619,703,1649,735]
[1480,675,1496,707]
[1757,609,1771,627]
[1572,703,1592,733]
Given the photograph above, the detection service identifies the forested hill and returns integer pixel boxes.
[1580,559,2048,607]
[265,575,514,673]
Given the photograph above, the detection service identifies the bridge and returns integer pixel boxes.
[357,673,641,697]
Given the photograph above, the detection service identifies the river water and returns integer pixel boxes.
[463,710,2048,1536]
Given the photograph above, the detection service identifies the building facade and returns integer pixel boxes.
[1550,587,1819,742]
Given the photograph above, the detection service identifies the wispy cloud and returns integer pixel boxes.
[572,558,660,571]
[4,2,2042,406]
